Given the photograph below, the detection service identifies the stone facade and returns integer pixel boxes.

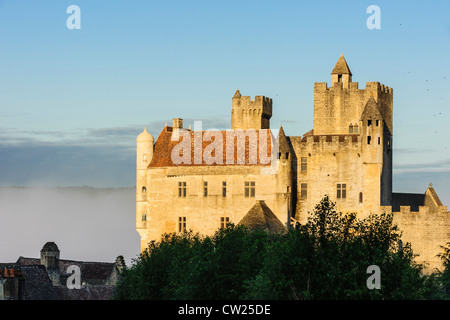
[136,55,449,272]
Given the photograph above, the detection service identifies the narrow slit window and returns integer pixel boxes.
[222,181,227,197]
[203,181,208,197]
[359,192,363,203]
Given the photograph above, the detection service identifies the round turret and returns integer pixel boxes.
[137,127,154,143]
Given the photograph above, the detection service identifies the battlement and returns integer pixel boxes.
[237,95,272,104]
[314,81,392,95]
[365,82,393,95]
[231,91,273,129]
[233,95,273,115]
[381,205,449,215]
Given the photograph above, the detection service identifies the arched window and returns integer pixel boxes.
[354,124,358,134]
[142,186,147,193]
[349,124,353,134]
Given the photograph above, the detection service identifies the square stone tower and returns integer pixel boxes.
[231,90,272,130]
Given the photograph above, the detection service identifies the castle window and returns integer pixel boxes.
[359,192,363,203]
[378,137,381,145]
[245,181,255,197]
[203,181,208,197]
[178,217,186,232]
[222,181,227,197]
[220,217,230,229]
[354,124,358,134]
[337,184,346,199]
[142,186,147,193]
[349,124,353,134]
[277,152,281,159]
[142,214,146,221]
[301,183,307,199]
[301,157,307,172]
[178,182,187,198]
[338,74,342,82]
[368,120,372,126]
[285,152,289,159]
[367,136,372,145]
[376,120,380,126]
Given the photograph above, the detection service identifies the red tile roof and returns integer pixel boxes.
[149,126,274,168]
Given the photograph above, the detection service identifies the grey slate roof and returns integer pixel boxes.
[16,257,116,284]
[0,264,59,300]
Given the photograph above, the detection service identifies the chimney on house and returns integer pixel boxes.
[40,242,60,286]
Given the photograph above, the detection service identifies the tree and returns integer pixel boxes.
[243,196,433,299]
[114,196,440,300]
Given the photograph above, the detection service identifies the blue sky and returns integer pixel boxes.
[0,0,449,203]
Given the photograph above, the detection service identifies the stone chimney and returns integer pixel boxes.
[40,242,60,286]
[172,118,183,129]
[172,118,183,140]
[0,268,25,300]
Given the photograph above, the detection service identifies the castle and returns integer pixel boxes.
[136,55,449,272]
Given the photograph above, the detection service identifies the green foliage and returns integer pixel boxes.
[114,196,443,300]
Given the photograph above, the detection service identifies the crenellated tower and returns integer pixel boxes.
[308,54,393,212]
[231,90,272,130]
[313,54,393,137]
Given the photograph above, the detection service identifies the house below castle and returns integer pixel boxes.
[0,242,124,300]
